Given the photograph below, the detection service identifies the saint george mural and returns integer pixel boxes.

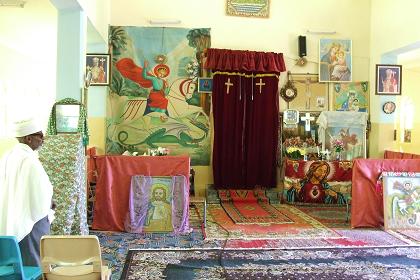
[107,26,211,165]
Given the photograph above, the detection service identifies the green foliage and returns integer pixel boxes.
[109,26,128,58]
[186,29,211,50]
[110,65,149,97]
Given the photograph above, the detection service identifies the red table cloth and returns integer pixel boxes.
[91,155,190,231]
[351,158,420,228]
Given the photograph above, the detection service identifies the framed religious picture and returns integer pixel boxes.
[226,0,270,18]
[86,54,110,86]
[375,64,402,95]
[382,172,420,230]
[198,77,213,93]
[55,104,80,133]
[319,39,352,82]
[332,82,369,112]
[281,73,329,112]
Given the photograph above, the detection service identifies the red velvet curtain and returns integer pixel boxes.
[207,48,286,189]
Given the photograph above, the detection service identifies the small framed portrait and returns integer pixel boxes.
[55,104,80,133]
[383,101,396,114]
[375,64,402,95]
[198,78,213,93]
[86,54,110,86]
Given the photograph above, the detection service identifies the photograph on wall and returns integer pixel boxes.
[375,64,402,95]
[86,54,110,85]
[382,172,420,230]
[332,82,369,112]
[281,74,328,112]
[106,26,211,165]
[319,39,352,82]
[226,0,270,18]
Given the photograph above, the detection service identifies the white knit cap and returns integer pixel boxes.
[12,118,43,137]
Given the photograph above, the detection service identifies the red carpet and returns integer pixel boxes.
[218,190,290,224]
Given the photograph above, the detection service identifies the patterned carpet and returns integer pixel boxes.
[93,204,418,279]
[121,247,420,279]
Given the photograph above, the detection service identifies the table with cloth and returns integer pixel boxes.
[91,155,190,232]
[351,159,420,228]
[283,159,352,205]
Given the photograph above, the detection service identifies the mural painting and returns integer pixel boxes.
[107,26,211,165]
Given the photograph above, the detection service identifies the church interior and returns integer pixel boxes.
[0,0,419,279]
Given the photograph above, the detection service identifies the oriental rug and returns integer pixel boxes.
[295,204,349,228]
[218,189,291,224]
[206,203,340,240]
[121,247,420,280]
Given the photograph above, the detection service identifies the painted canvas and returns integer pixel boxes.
[107,27,211,165]
[382,172,420,230]
[319,39,352,82]
[144,177,173,233]
[332,82,369,112]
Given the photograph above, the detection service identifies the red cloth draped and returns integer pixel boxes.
[91,155,190,231]
[204,48,286,72]
[210,48,285,189]
[384,150,420,159]
[351,159,420,228]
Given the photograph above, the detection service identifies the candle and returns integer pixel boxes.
[317,146,320,155]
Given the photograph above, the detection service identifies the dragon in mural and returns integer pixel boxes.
[116,118,209,149]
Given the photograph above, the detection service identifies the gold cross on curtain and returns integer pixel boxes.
[205,48,286,189]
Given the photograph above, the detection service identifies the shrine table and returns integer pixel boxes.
[351,159,420,228]
[91,155,190,231]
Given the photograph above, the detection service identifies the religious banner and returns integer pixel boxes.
[382,172,420,230]
[125,175,190,234]
[332,82,369,112]
[107,27,211,165]
[283,159,352,205]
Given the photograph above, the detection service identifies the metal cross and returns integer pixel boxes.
[256,78,265,94]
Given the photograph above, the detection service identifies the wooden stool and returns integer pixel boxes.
[189,197,206,228]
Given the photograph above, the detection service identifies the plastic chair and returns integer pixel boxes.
[0,235,42,280]
[40,235,111,280]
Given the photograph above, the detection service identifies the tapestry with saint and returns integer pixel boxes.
[107,26,211,165]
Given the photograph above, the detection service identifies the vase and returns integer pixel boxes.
[335,150,342,161]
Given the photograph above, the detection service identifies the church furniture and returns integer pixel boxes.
[351,158,420,228]
[0,236,42,280]
[40,235,111,279]
[91,155,190,231]
[39,134,89,235]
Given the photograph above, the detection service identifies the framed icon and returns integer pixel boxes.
[375,64,402,95]
[86,54,110,86]
[198,77,213,93]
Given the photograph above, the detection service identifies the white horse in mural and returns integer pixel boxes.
[119,77,208,125]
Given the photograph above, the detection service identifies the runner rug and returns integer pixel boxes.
[206,203,340,240]
[121,247,420,279]
[218,189,290,224]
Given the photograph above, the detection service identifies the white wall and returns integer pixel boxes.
[110,0,371,86]
[0,0,57,137]
[369,0,420,157]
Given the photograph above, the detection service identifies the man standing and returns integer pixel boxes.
[145,184,173,232]
[0,118,54,266]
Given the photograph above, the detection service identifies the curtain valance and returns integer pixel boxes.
[204,48,286,73]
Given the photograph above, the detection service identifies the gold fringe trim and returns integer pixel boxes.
[212,71,279,79]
